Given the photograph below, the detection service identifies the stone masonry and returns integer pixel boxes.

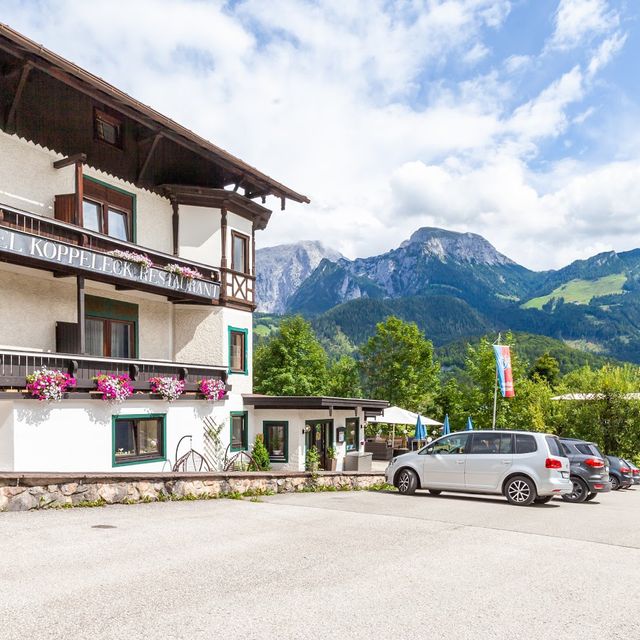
[0,471,387,512]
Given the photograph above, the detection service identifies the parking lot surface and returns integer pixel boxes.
[1,488,639,640]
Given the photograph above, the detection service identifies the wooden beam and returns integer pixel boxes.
[171,196,179,256]
[74,160,83,227]
[233,175,245,193]
[5,62,32,133]
[137,133,162,183]
[53,153,86,169]
[77,276,85,355]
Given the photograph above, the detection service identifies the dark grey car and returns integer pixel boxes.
[622,459,640,485]
[559,438,611,502]
[606,456,634,490]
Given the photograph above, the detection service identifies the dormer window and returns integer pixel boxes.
[94,108,122,148]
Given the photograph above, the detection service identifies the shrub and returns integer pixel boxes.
[250,434,271,471]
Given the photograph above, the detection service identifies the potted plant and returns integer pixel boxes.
[149,376,185,402]
[26,367,76,401]
[326,446,337,471]
[199,378,226,401]
[271,433,283,457]
[94,374,133,403]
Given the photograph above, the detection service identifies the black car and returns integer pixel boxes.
[606,456,634,490]
[559,438,611,502]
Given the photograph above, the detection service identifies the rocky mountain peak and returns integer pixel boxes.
[256,240,343,313]
[399,227,515,266]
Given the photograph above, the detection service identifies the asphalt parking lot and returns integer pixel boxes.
[1,488,639,640]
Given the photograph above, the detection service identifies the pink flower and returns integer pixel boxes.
[199,378,226,401]
[26,367,76,401]
[94,374,133,403]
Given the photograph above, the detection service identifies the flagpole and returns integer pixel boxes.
[492,333,501,430]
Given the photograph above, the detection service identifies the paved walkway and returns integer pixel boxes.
[1,488,639,639]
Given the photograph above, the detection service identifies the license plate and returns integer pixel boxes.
[562,471,569,478]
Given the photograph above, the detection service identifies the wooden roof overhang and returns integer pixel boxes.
[0,23,309,210]
[160,185,272,230]
[242,395,389,416]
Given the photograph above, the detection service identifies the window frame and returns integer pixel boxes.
[468,432,514,455]
[85,295,139,359]
[112,414,166,466]
[263,421,288,463]
[94,107,123,149]
[230,411,249,452]
[345,417,360,452]
[420,433,470,455]
[228,326,248,375]
[82,176,136,243]
[231,230,250,274]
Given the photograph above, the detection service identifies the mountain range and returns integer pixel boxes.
[256,228,640,363]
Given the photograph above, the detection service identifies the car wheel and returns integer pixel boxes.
[561,477,589,503]
[504,476,537,506]
[585,492,598,502]
[534,496,553,504]
[396,468,418,495]
[610,475,620,490]
[428,489,442,496]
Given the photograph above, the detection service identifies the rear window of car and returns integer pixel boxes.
[591,445,605,459]
[545,436,563,457]
[575,444,592,455]
[515,434,537,454]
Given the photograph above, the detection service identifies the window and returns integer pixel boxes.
[345,417,359,452]
[230,412,248,451]
[423,433,469,455]
[85,296,138,359]
[229,327,247,374]
[545,436,563,457]
[113,416,165,465]
[263,421,288,462]
[469,433,513,454]
[95,108,123,148]
[82,177,134,241]
[231,231,250,273]
[515,434,538,454]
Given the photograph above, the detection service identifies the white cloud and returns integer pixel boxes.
[548,0,619,51]
[0,0,635,271]
[587,31,627,76]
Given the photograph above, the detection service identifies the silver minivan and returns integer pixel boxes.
[385,430,572,505]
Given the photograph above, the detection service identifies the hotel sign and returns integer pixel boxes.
[0,227,220,301]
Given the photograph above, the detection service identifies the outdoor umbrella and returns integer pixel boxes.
[466,416,474,431]
[414,414,426,444]
[443,414,451,435]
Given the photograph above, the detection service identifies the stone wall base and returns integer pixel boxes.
[0,471,387,512]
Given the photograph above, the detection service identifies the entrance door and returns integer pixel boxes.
[305,420,333,470]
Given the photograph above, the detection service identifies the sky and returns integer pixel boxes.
[3,0,639,270]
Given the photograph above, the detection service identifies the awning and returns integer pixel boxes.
[242,394,388,415]
[368,406,442,426]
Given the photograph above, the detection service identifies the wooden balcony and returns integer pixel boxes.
[0,203,221,304]
[0,348,229,400]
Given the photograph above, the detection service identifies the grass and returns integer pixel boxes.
[521,273,626,310]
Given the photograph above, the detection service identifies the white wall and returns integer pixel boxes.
[249,408,366,471]
[178,204,221,267]
[0,402,14,469]
[0,264,173,359]
[8,399,233,473]
[0,130,75,218]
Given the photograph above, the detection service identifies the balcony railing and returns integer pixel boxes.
[0,202,221,278]
[0,349,229,399]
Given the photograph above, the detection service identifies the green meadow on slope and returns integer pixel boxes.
[521,273,627,309]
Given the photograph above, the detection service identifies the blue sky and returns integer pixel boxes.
[2,0,639,269]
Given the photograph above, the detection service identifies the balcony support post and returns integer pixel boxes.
[220,206,228,302]
[74,160,84,227]
[171,195,179,256]
[76,275,86,355]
